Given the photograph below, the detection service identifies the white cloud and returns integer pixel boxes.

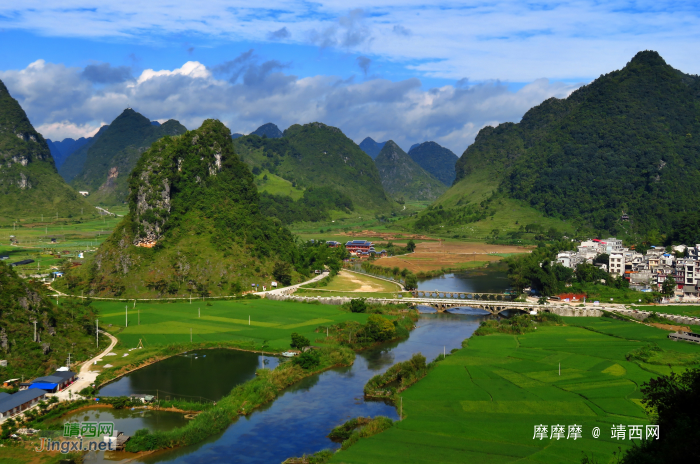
[2,2,700,80]
[35,121,104,140]
[0,59,579,153]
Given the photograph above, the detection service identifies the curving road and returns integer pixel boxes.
[54,330,118,401]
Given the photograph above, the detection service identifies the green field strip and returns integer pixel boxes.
[279,318,332,329]
[199,315,281,327]
[120,321,245,335]
[460,400,596,416]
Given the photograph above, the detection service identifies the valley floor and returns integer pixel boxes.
[330,316,700,463]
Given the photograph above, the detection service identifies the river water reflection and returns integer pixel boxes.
[418,270,511,294]
[99,350,280,401]
[135,312,489,464]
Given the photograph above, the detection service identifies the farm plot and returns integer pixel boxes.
[332,317,700,463]
[90,298,369,351]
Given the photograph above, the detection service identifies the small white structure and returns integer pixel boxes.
[78,191,89,196]
[271,281,278,288]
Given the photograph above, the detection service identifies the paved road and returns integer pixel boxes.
[54,330,118,401]
[258,270,330,297]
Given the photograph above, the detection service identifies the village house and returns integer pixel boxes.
[0,389,46,419]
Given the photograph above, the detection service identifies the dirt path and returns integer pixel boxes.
[54,330,118,400]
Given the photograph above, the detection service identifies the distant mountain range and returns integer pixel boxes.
[251,123,283,138]
[359,137,386,159]
[0,78,91,220]
[60,109,186,205]
[46,137,91,169]
[375,141,447,201]
[408,142,459,186]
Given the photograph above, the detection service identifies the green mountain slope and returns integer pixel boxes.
[0,79,91,221]
[234,122,393,212]
[408,141,459,186]
[69,109,187,205]
[449,50,700,236]
[56,120,300,298]
[0,262,99,379]
[374,141,447,202]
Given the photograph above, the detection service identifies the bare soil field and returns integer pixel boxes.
[374,241,532,272]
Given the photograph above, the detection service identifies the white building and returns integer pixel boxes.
[609,252,625,277]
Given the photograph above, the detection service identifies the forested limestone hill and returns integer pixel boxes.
[234,122,393,212]
[0,79,91,220]
[0,262,99,379]
[67,109,187,205]
[56,120,301,298]
[375,141,447,202]
[450,50,700,238]
[408,141,458,186]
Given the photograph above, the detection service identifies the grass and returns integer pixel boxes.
[301,271,401,293]
[255,170,305,200]
[329,316,700,463]
[90,298,372,352]
[633,305,700,318]
[293,290,402,299]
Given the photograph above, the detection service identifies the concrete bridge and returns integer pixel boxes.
[264,293,604,317]
[410,290,511,300]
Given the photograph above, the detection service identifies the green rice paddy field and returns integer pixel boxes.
[331,317,700,463]
[90,298,369,351]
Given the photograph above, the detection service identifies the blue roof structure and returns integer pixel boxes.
[29,383,58,391]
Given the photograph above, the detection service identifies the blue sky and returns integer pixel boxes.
[1,1,699,153]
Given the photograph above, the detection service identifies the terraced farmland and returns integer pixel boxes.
[331,316,700,463]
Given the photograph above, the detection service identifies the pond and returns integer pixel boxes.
[133,312,491,463]
[99,349,280,402]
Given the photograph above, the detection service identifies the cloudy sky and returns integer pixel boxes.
[1,1,698,154]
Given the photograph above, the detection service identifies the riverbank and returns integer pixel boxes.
[328,313,700,463]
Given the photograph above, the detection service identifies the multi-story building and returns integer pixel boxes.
[608,252,625,277]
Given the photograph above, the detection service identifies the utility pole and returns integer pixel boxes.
[125,305,128,327]
[96,320,99,349]
[559,362,561,376]
[198,308,200,318]
[33,321,37,342]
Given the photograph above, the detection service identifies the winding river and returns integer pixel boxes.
[88,273,504,463]
[128,312,490,463]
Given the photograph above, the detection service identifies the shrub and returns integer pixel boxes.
[292,350,321,369]
[290,332,310,349]
[349,298,367,313]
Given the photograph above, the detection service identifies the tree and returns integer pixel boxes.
[406,240,416,252]
[404,274,418,290]
[349,298,367,313]
[293,349,321,369]
[662,276,676,297]
[619,368,700,463]
[365,315,396,342]
[290,332,310,349]
[273,261,293,286]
